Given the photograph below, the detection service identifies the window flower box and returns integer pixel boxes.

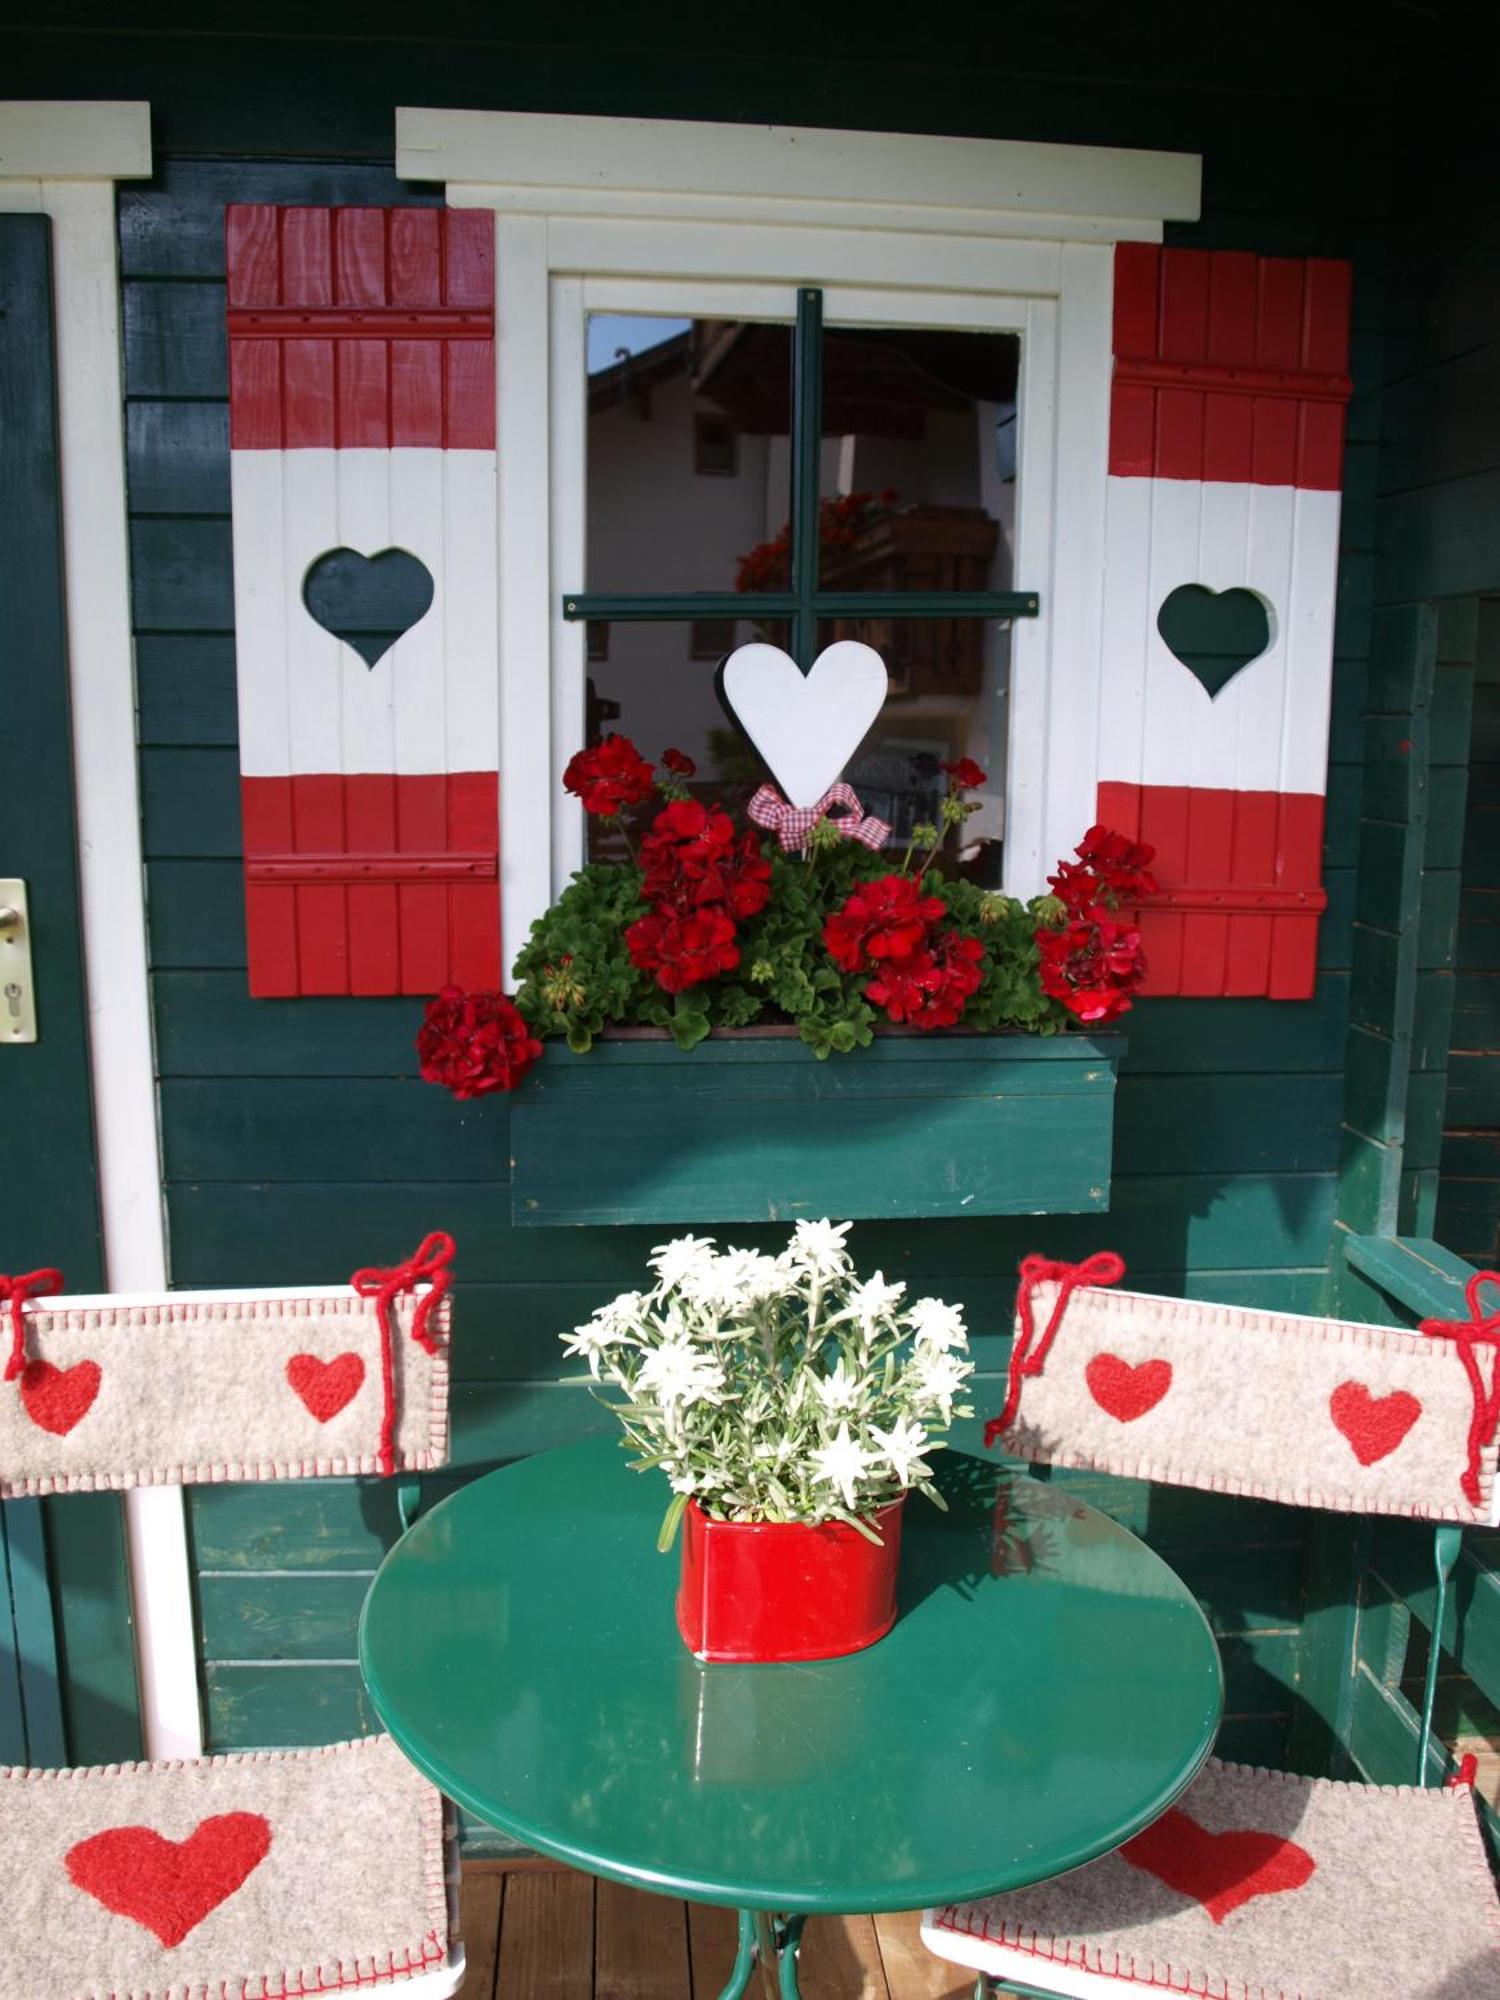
[508,1030,1122,1227]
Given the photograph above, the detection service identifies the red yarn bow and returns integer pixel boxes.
[986,1251,1126,1447]
[350,1232,455,1476]
[1419,1269,1500,1507]
[1,1268,64,1383]
[747,782,891,855]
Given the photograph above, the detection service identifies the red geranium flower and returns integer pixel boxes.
[1049,825,1157,913]
[823,873,946,973]
[562,733,656,816]
[1036,915,1147,1025]
[417,987,543,1098]
[941,758,987,791]
[867,930,984,1029]
[625,907,741,993]
[661,747,697,776]
[641,802,771,919]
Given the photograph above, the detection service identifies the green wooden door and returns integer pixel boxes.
[0,212,126,1765]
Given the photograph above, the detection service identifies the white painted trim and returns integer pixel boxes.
[0,102,151,180]
[399,108,1200,230]
[495,215,554,969]
[549,275,587,890]
[0,117,200,1765]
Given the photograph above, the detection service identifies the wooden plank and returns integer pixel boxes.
[595,1874,691,2000]
[797,1914,891,2000]
[871,1909,971,1999]
[160,1077,507,1183]
[458,1870,502,2000]
[202,1661,376,1748]
[497,1869,595,1998]
[1113,1074,1341,1174]
[122,279,227,398]
[126,399,231,515]
[136,638,240,747]
[189,1478,401,1571]
[196,1572,370,1662]
[163,1169,1339,1289]
[687,1902,741,1998]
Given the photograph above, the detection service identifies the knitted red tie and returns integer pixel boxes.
[1419,1269,1500,1506]
[1,1268,65,1384]
[350,1233,455,1475]
[986,1251,1126,1447]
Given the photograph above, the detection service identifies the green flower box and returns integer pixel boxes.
[508,1031,1123,1227]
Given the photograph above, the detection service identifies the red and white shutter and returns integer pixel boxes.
[1097,243,1352,999]
[226,204,500,997]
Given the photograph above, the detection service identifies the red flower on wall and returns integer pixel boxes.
[641,801,772,919]
[823,874,947,972]
[417,987,543,1098]
[941,758,987,791]
[1036,915,1147,1025]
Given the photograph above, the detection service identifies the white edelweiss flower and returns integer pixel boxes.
[648,1233,719,1291]
[846,1270,906,1331]
[716,1247,792,1306]
[667,1466,700,1495]
[809,1421,878,1511]
[593,1290,648,1337]
[812,1357,866,1413]
[786,1218,854,1278]
[560,1306,638,1376]
[871,1413,931,1486]
[907,1296,968,1351]
[636,1336,727,1415]
[909,1347,973,1418]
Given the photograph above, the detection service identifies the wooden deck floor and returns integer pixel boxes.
[461,1863,972,1998]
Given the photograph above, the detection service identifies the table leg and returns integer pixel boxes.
[715,1909,805,2000]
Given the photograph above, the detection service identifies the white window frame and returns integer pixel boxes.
[395,109,1201,967]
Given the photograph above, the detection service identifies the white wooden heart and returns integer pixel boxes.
[721,641,888,809]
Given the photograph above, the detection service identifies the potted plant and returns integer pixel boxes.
[562,1217,975,1662]
[414,731,1155,1227]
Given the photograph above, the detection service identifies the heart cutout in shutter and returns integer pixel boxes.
[302,547,436,669]
[720,641,888,808]
[1157,585,1273,698]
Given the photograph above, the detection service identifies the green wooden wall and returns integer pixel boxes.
[11,0,1457,1792]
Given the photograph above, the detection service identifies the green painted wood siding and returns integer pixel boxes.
[117,150,1382,1808]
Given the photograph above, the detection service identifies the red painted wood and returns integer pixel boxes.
[1109,247,1351,490]
[240,774,500,995]
[227,206,495,450]
[1096,782,1325,1000]
[241,778,299,997]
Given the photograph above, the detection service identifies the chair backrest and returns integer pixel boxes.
[988,1253,1500,1526]
[0,1233,453,1498]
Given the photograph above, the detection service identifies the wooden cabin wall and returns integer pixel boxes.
[5,2,1415,1790]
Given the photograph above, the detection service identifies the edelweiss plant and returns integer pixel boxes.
[561,1219,975,1549]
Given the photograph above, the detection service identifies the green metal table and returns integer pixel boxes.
[359,1439,1222,1999]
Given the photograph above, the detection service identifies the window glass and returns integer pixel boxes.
[582,617,1005,876]
[585,315,793,595]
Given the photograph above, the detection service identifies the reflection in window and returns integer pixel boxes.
[582,314,1017,874]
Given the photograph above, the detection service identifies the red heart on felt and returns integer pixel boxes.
[1329,1381,1421,1466]
[65,1811,271,1946]
[20,1358,101,1436]
[1121,1807,1315,1925]
[285,1351,365,1423]
[1085,1352,1172,1423]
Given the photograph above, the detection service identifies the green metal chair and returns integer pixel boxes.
[921,1256,1500,2000]
[0,1238,465,2000]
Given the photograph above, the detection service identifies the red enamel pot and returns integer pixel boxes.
[675,1495,906,1663]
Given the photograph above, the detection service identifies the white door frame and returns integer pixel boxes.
[0,101,201,1763]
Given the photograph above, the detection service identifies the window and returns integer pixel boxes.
[571,292,1033,862]
[693,411,737,476]
[395,109,1203,956]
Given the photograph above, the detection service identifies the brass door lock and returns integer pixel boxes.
[0,881,37,1042]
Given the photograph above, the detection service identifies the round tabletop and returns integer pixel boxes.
[359,1437,1222,1915]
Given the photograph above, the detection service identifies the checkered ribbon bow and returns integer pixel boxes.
[747,782,891,855]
